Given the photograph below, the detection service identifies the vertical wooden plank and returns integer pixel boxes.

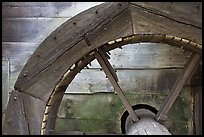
[2,90,47,135]
[2,90,29,135]
[193,86,202,135]
[2,59,10,111]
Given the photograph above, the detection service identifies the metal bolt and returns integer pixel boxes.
[23,74,27,77]
[14,96,17,100]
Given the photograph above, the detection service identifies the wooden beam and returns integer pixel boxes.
[95,48,139,123]
[193,86,202,135]
[155,53,202,121]
[98,48,118,82]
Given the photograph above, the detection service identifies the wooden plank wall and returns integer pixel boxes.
[2,2,198,135]
[2,2,104,111]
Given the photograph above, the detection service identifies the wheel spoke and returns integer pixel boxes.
[155,53,202,121]
[95,48,139,122]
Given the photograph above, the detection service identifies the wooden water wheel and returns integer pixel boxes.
[3,2,202,135]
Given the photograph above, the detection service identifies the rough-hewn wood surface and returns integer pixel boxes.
[130,3,202,43]
[2,90,29,135]
[14,2,201,102]
[3,90,46,135]
[3,2,202,135]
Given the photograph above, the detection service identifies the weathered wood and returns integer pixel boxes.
[3,2,201,135]
[89,43,191,69]
[2,2,70,7]
[66,68,185,94]
[2,18,68,42]
[45,91,65,134]
[193,86,202,135]
[2,90,29,135]
[130,2,202,28]
[98,48,118,82]
[95,49,139,122]
[2,3,72,18]
[129,3,202,44]
[2,42,38,59]
[155,53,202,121]
[15,39,88,101]
[14,2,129,101]
[19,91,47,134]
[185,61,202,85]
[2,2,103,18]
[86,6,132,47]
[2,59,10,111]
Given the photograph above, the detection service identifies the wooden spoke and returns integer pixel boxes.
[155,53,202,121]
[95,48,139,123]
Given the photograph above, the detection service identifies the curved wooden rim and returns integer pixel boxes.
[3,2,201,135]
[41,34,202,134]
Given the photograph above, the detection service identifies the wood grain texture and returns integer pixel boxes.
[3,2,202,135]
[129,3,202,44]
[14,2,129,101]
[2,3,72,18]
[2,90,29,135]
[2,18,68,42]
[130,2,202,28]
[19,91,47,134]
[2,90,47,135]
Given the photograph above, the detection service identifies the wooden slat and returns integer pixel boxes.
[2,3,72,18]
[95,49,139,122]
[2,2,104,18]
[88,43,191,69]
[2,18,68,42]
[155,53,202,121]
[2,2,49,7]
[66,68,198,94]
[193,86,202,135]
[2,42,38,59]
[2,90,29,135]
